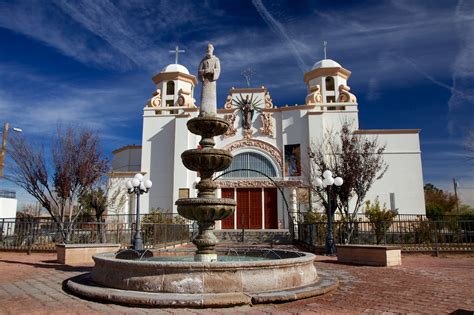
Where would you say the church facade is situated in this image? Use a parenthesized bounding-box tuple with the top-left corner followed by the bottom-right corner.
(110, 58, 425, 229)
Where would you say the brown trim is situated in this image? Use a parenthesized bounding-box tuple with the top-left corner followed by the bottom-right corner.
(182, 108, 199, 113)
(279, 105, 315, 111)
(304, 67, 351, 84)
(354, 129, 421, 135)
(109, 171, 147, 177)
(229, 87, 267, 94)
(175, 113, 191, 118)
(152, 72, 197, 85)
(112, 145, 142, 155)
(217, 109, 235, 114)
(307, 111, 323, 116)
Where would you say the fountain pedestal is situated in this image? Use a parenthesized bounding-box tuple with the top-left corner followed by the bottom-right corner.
(175, 116, 236, 261)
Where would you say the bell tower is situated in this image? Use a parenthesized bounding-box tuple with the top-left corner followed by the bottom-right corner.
(304, 59, 356, 106)
(146, 63, 197, 115)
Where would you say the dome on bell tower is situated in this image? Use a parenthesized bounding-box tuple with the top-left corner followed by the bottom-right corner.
(311, 59, 342, 70)
(161, 63, 190, 75)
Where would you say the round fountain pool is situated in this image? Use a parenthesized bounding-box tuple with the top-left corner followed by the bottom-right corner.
(66, 248, 338, 307)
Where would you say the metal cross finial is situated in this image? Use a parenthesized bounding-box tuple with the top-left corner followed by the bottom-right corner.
(169, 46, 185, 64)
(323, 41, 327, 59)
(241, 68, 255, 87)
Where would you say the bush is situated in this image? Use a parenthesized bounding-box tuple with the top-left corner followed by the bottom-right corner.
(364, 198, 398, 244)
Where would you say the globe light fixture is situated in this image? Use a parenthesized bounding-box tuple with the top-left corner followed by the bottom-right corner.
(314, 170, 344, 256)
(125, 173, 152, 251)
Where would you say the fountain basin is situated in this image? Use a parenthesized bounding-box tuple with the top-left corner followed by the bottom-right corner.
(90, 249, 317, 294)
(66, 248, 338, 307)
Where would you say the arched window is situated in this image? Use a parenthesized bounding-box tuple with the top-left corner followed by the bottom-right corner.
(325, 76, 335, 91)
(166, 81, 175, 95)
(222, 152, 277, 178)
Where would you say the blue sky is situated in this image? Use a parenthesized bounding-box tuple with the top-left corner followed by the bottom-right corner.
(0, 0, 473, 207)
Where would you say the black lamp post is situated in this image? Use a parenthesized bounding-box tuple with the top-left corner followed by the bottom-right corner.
(315, 170, 343, 256)
(126, 173, 152, 251)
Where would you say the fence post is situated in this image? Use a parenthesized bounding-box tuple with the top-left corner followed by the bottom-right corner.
(434, 221, 439, 257)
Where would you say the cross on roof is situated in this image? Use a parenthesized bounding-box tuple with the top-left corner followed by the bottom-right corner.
(169, 46, 185, 64)
(241, 68, 255, 87)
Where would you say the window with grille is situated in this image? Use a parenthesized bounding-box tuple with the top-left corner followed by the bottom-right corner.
(222, 152, 277, 178)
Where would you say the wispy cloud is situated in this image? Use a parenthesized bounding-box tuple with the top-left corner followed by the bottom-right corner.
(252, 0, 308, 73)
(446, 0, 474, 134)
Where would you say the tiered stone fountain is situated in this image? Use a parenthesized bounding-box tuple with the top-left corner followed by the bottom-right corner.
(65, 44, 338, 308)
(175, 115, 236, 262)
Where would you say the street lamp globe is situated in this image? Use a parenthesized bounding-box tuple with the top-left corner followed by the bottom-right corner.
(334, 177, 343, 186)
(323, 176, 335, 186)
(126, 180, 133, 190)
(144, 179, 153, 189)
(134, 173, 144, 182)
(132, 178, 140, 187)
(323, 170, 333, 179)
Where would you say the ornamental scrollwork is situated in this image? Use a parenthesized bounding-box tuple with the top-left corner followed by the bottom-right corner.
(259, 112, 274, 138)
(146, 89, 162, 108)
(223, 113, 237, 137)
(305, 85, 322, 105)
(224, 139, 283, 170)
(338, 84, 357, 103)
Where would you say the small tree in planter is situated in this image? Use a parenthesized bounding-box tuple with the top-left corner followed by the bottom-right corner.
(364, 198, 398, 245)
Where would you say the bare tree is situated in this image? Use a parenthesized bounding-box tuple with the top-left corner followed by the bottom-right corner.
(308, 121, 388, 242)
(6, 127, 109, 243)
(79, 179, 126, 242)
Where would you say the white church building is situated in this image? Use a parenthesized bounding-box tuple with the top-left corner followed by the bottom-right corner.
(110, 57, 425, 229)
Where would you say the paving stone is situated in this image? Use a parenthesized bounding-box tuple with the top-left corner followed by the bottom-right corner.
(0, 250, 474, 313)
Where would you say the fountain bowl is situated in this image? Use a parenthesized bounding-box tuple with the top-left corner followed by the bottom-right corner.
(65, 248, 338, 307)
(176, 197, 235, 221)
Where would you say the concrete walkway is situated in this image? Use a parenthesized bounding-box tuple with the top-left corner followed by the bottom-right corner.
(0, 248, 473, 314)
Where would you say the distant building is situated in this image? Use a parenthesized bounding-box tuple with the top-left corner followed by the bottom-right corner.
(110, 57, 425, 228)
(0, 189, 17, 233)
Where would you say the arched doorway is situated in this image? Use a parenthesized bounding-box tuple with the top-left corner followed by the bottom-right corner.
(219, 152, 279, 229)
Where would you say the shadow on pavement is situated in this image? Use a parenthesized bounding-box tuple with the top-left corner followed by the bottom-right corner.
(0, 259, 92, 272)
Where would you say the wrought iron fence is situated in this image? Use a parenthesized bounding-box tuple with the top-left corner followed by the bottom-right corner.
(0, 217, 193, 251)
(296, 219, 474, 253)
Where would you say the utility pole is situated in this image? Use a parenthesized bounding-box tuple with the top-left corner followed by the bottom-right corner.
(453, 178, 459, 213)
(0, 122, 9, 178)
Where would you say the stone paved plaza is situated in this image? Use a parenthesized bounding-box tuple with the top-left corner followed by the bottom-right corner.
(0, 248, 473, 314)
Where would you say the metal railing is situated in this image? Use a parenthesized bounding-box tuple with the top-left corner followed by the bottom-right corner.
(0, 217, 193, 251)
(290, 211, 472, 223)
(296, 219, 474, 253)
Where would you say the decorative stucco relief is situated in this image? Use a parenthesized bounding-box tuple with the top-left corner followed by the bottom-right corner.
(224, 95, 233, 109)
(305, 85, 322, 105)
(264, 91, 274, 108)
(223, 113, 237, 137)
(243, 128, 253, 139)
(338, 84, 357, 103)
(177, 89, 196, 107)
(146, 89, 162, 107)
(216, 179, 304, 188)
(224, 139, 283, 170)
(259, 112, 274, 138)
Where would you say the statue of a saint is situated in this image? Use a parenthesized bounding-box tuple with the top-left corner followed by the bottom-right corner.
(198, 44, 221, 116)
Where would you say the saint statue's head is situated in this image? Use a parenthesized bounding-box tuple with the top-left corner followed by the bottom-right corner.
(207, 43, 214, 57)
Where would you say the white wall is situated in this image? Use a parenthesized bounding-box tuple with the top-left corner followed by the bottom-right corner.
(0, 197, 17, 218)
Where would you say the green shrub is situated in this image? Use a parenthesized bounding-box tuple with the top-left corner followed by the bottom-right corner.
(364, 198, 398, 244)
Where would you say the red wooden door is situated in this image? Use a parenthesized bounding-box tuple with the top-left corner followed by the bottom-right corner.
(264, 188, 278, 229)
(237, 188, 262, 229)
(221, 188, 234, 229)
